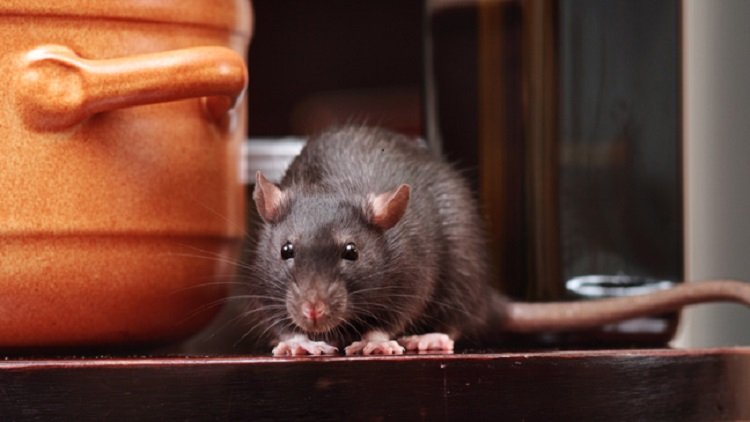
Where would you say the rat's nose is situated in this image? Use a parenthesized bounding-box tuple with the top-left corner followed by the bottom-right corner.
(301, 300, 327, 322)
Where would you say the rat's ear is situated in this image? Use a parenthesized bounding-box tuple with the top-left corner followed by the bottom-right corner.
(368, 184, 411, 230)
(253, 171, 286, 223)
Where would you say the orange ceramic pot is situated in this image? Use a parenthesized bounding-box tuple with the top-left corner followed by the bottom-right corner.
(0, 1, 252, 347)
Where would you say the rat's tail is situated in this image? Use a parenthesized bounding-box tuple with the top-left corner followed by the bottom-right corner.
(501, 280, 750, 333)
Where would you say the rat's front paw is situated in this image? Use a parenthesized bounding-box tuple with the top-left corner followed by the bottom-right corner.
(344, 339, 405, 356)
(398, 333, 455, 352)
(272, 335, 338, 356)
(344, 330, 405, 355)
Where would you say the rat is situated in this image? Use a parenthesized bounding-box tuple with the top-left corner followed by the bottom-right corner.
(243, 125, 750, 356)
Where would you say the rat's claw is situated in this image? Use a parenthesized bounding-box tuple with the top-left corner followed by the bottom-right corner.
(272, 335, 338, 356)
(398, 333, 455, 352)
(272, 342, 289, 356)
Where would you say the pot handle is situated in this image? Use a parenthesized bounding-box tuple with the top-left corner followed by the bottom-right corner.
(15, 45, 248, 131)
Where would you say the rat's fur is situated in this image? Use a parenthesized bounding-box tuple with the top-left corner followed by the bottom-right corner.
(244, 126, 502, 349)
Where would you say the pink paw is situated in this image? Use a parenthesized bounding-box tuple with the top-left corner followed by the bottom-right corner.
(272, 335, 338, 356)
(398, 333, 455, 352)
(344, 339, 405, 356)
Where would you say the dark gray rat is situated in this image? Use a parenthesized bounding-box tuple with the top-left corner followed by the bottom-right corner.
(245, 125, 750, 356)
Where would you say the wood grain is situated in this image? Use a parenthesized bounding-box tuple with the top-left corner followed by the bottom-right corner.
(1, 348, 748, 421)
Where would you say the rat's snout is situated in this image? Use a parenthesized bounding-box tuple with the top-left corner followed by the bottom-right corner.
(287, 279, 347, 333)
(301, 298, 328, 323)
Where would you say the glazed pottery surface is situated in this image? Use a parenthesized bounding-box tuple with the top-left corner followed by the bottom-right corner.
(0, 0, 251, 347)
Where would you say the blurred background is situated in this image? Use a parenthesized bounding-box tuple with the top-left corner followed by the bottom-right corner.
(247, 0, 423, 138)
(245, 0, 750, 347)
(673, 0, 750, 348)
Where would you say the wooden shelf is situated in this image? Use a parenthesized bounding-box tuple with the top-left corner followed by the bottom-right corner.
(2, 347, 748, 420)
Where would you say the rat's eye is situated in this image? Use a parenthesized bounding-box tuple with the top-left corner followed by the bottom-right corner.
(280, 241, 295, 260)
(342, 243, 359, 261)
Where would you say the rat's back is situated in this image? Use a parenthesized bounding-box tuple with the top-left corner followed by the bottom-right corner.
(280, 126, 439, 195)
